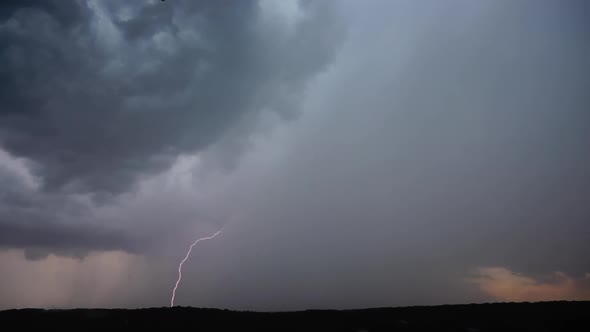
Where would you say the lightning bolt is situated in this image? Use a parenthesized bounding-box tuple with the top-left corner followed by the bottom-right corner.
(170, 228, 223, 307)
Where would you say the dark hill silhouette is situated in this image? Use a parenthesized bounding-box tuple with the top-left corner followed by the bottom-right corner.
(1, 301, 588, 331)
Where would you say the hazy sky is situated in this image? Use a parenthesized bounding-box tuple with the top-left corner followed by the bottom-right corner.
(0, 0, 589, 310)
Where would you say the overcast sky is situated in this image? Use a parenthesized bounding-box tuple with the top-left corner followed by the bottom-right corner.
(0, 0, 589, 310)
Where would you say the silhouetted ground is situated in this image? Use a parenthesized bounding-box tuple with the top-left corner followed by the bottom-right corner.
(1, 301, 588, 331)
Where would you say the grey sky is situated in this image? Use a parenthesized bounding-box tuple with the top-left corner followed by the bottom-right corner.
(0, 0, 588, 309)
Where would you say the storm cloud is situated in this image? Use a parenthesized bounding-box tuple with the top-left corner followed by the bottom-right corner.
(0, 0, 588, 310)
(0, 0, 343, 253)
(0, 0, 342, 194)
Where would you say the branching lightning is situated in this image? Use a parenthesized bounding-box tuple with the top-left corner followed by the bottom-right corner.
(170, 228, 223, 307)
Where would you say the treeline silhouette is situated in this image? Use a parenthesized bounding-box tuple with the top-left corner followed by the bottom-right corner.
(1, 301, 588, 331)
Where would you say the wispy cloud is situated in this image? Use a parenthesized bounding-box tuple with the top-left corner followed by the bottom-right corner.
(469, 267, 590, 302)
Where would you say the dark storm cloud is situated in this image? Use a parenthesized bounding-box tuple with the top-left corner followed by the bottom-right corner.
(0, 221, 137, 259)
(0, 161, 139, 257)
(0, 0, 343, 254)
(0, 0, 342, 194)
(0, 0, 89, 26)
